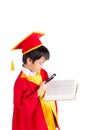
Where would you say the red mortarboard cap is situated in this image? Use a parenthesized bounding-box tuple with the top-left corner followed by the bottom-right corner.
(11, 32, 45, 54)
(11, 31, 45, 70)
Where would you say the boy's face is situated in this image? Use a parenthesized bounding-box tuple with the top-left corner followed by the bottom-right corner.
(27, 56, 46, 72)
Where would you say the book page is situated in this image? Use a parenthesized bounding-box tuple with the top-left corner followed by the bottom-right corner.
(44, 80, 78, 101)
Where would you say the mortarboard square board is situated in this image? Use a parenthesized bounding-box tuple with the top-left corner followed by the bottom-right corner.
(44, 80, 78, 101)
(11, 32, 45, 54)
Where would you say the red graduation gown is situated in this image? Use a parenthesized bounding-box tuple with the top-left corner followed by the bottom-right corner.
(12, 68, 59, 130)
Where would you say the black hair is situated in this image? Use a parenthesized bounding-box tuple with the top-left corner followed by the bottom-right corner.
(22, 45, 50, 64)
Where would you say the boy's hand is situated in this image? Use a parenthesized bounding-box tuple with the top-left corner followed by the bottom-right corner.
(37, 82, 48, 96)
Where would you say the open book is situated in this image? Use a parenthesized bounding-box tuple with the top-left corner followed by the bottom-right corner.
(44, 80, 78, 101)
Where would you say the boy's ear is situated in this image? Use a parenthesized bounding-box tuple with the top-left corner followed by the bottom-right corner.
(27, 58, 33, 64)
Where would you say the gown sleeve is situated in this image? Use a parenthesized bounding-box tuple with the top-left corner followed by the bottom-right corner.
(13, 77, 39, 115)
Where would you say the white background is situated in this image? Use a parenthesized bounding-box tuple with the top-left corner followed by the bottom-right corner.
(0, 0, 87, 130)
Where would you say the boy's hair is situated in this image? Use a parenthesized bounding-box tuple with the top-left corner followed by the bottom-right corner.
(22, 46, 50, 64)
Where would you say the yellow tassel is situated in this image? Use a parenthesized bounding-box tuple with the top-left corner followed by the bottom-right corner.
(11, 61, 15, 71)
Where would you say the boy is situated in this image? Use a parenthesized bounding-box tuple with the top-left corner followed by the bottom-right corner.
(11, 32, 60, 130)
